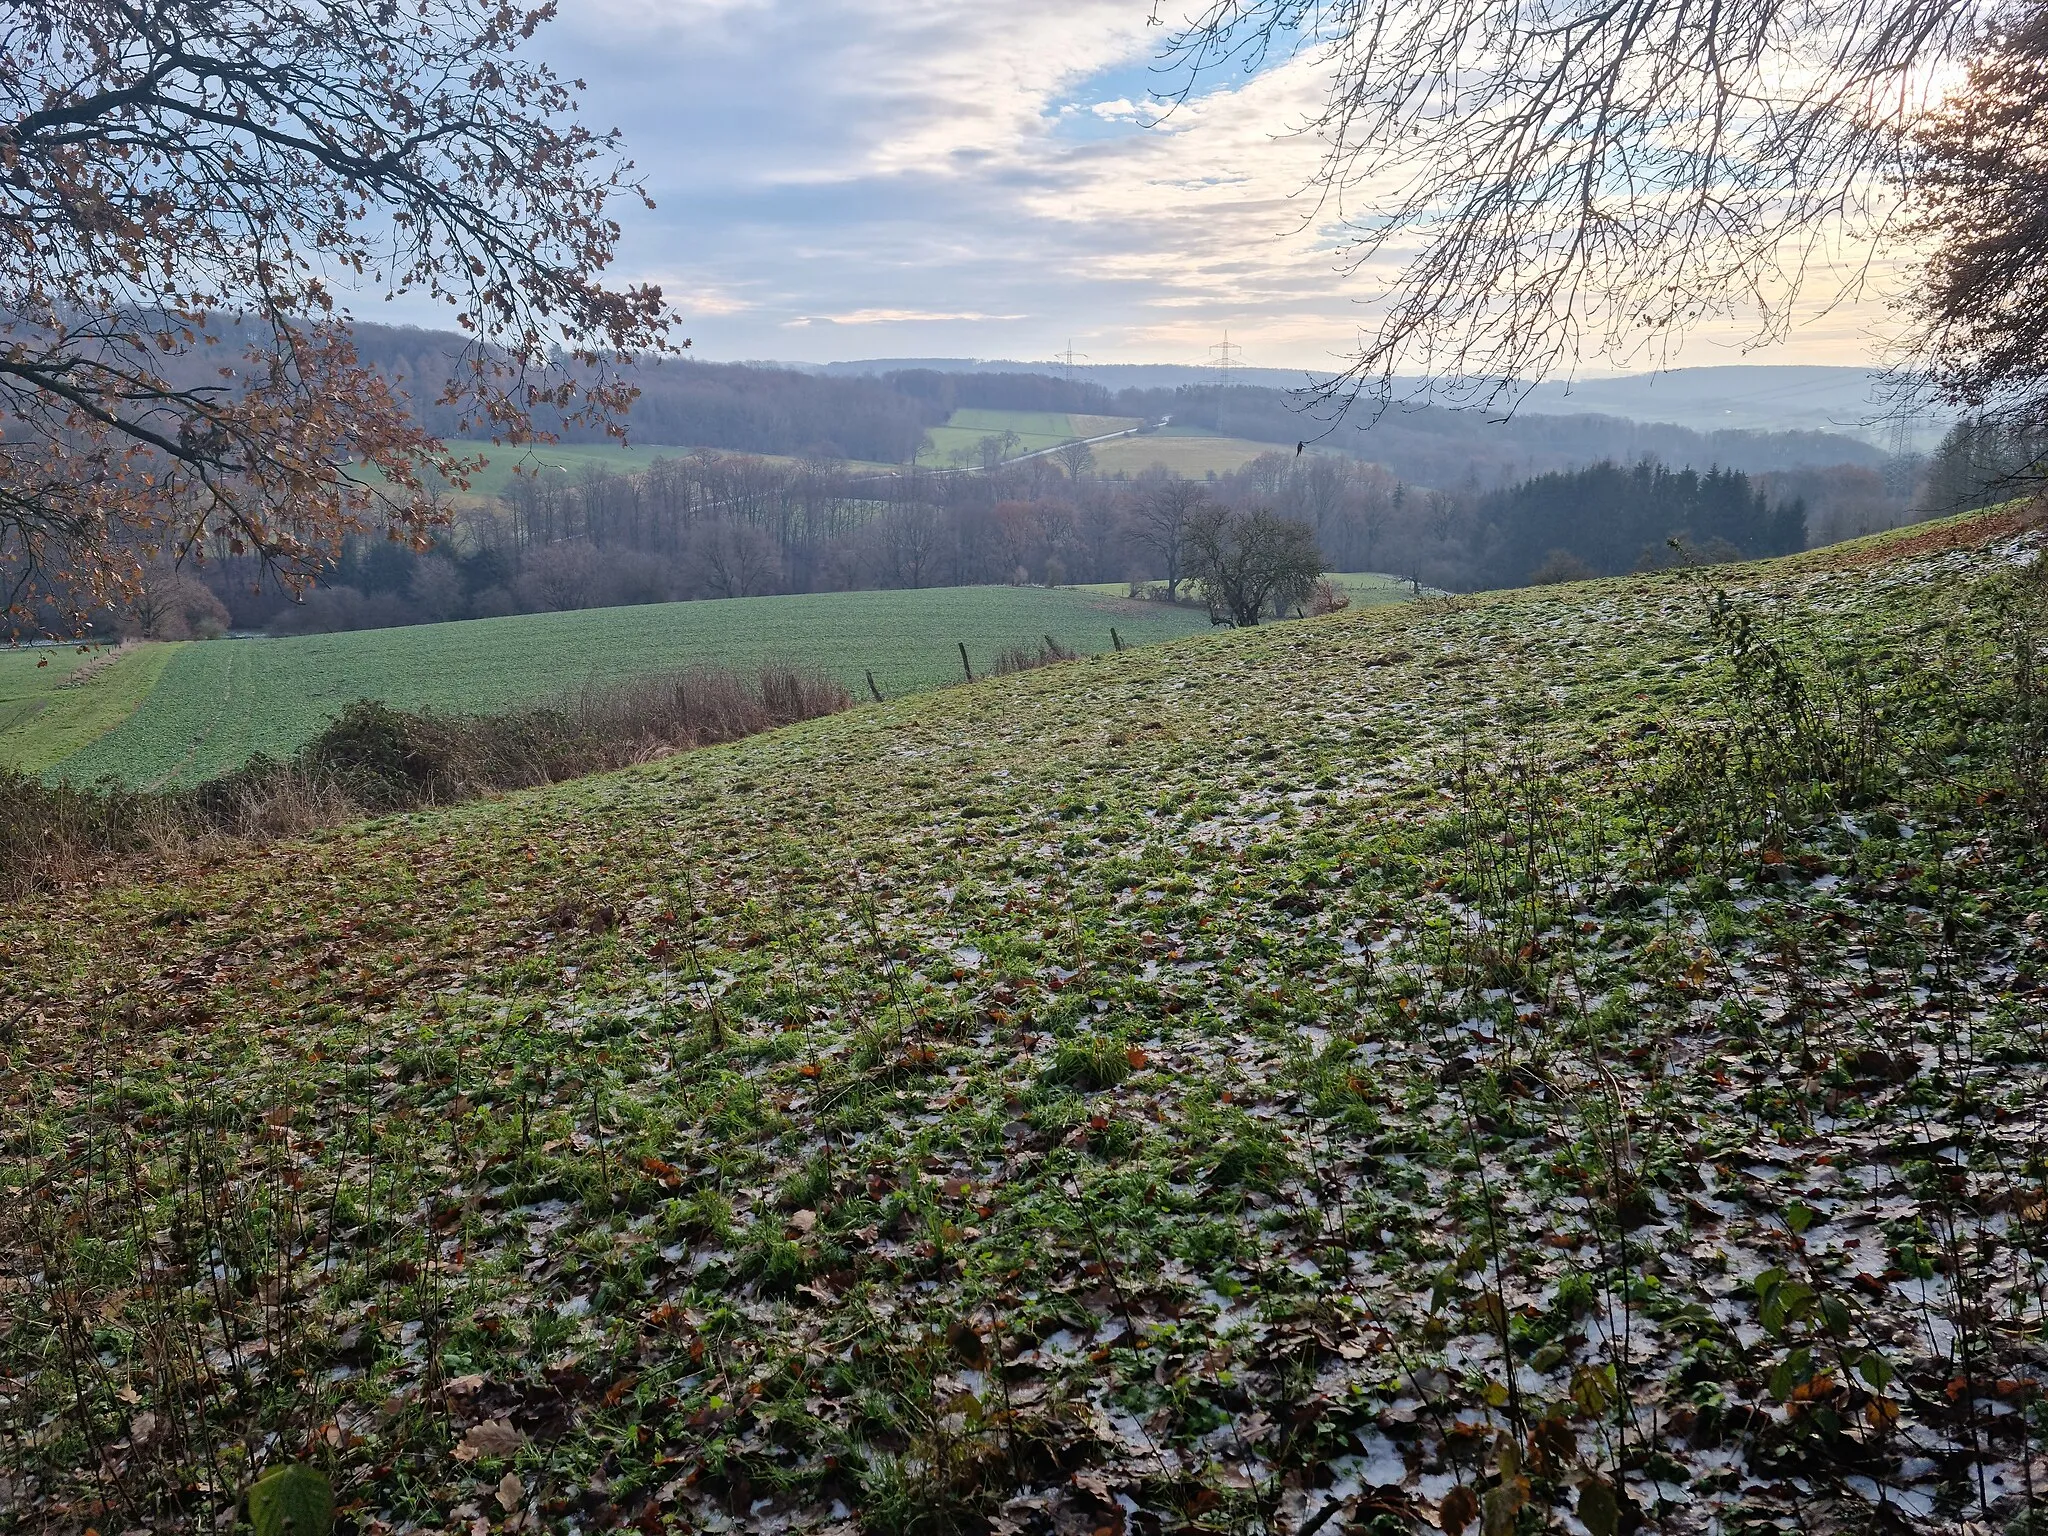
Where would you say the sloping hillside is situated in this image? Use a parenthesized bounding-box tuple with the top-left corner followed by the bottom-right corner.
(11, 586, 1212, 787)
(4, 510, 2045, 1535)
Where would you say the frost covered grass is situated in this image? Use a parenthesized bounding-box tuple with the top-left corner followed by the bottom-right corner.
(3, 510, 2047, 1535)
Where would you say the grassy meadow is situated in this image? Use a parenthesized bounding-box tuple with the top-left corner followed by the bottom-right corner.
(921, 408, 1142, 466)
(411, 409, 1256, 491)
(425, 408, 1148, 489)
(1325, 571, 1420, 606)
(1077, 572, 1418, 608)
(0, 641, 181, 773)
(31, 585, 1214, 788)
(5, 507, 2047, 1533)
(446, 443, 693, 497)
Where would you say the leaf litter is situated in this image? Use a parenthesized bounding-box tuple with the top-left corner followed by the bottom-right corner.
(2, 513, 2047, 1533)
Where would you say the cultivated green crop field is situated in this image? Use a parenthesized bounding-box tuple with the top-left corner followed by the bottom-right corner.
(37, 585, 1214, 787)
(0, 641, 181, 773)
(445, 442, 692, 496)
(922, 407, 1140, 467)
(9, 510, 2048, 1534)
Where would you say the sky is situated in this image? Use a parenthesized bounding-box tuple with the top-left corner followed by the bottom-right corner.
(464, 0, 1904, 376)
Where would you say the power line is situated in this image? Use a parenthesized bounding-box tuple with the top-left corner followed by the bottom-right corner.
(1208, 331, 1246, 437)
(1208, 330, 1243, 391)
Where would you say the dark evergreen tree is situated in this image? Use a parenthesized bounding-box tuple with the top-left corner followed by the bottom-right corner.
(1470, 460, 1805, 583)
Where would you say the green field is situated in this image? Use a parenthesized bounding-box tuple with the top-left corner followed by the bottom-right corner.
(444, 442, 692, 496)
(439, 442, 893, 496)
(1326, 570, 1418, 605)
(9, 510, 2047, 1531)
(0, 642, 182, 773)
(920, 407, 1141, 467)
(426, 414, 1240, 488)
(38, 585, 1215, 787)
(437, 412, 1155, 487)
(416, 414, 1267, 491)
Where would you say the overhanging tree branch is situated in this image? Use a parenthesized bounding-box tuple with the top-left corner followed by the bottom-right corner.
(0, 0, 674, 627)
(1166, 0, 1994, 411)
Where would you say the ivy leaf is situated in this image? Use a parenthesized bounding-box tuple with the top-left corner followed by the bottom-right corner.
(248, 1465, 333, 1536)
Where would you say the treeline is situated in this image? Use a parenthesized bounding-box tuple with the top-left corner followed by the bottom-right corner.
(157, 445, 1838, 637)
(1917, 414, 2048, 516)
(1471, 461, 1807, 582)
(1145, 384, 1892, 487)
(1217, 454, 1808, 591)
(197, 451, 1151, 632)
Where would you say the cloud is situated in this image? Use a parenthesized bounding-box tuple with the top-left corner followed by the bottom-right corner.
(1087, 97, 1170, 123)
(482, 0, 1894, 371)
(786, 309, 1030, 326)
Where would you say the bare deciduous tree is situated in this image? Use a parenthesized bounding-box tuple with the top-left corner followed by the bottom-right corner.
(975, 431, 1021, 472)
(1167, 0, 1986, 406)
(688, 520, 783, 600)
(872, 503, 944, 589)
(1185, 506, 1325, 626)
(1909, 7, 2048, 442)
(1129, 479, 1208, 600)
(407, 556, 469, 624)
(126, 561, 229, 639)
(1053, 438, 1095, 482)
(514, 543, 601, 613)
(0, 0, 672, 623)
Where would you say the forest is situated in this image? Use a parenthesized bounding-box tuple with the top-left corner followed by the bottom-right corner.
(59, 337, 1925, 638)
(137, 445, 1841, 638)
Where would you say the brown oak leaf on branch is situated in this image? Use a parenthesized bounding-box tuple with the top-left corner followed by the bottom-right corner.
(0, 0, 674, 629)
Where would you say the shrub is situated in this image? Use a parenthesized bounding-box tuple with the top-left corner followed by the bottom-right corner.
(1529, 549, 1597, 585)
(1306, 578, 1352, 614)
(1, 662, 850, 897)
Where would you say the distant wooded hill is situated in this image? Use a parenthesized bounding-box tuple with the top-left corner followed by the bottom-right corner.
(1138, 387, 1888, 487)
(346, 323, 1891, 490)
(818, 359, 1946, 448)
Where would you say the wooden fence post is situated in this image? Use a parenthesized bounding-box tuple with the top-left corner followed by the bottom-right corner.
(958, 642, 975, 683)
(866, 670, 883, 703)
(1110, 627, 1124, 652)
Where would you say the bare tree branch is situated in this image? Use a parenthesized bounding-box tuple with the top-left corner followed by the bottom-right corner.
(0, 0, 675, 627)
(1166, 0, 1992, 411)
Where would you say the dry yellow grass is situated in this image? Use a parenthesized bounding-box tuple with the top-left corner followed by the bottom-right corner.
(1091, 434, 1292, 477)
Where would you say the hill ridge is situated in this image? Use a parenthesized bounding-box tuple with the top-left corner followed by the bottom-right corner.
(5, 508, 2045, 1535)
